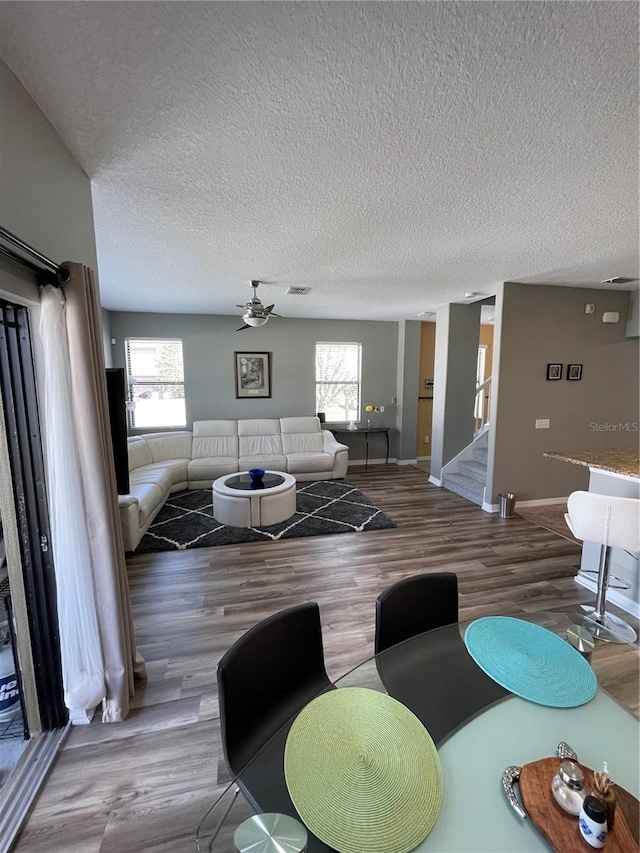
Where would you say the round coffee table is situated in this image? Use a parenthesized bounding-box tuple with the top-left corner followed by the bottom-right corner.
(212, 471, 297, 527)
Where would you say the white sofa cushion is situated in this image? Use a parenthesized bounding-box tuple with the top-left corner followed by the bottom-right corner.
(140, 431, 192, 463)
(130, 462, 184, 490)
(286, 452, 334, 475)
(280, 417, 338, 478)
(238, 419, 286, 470)
(238, 453, 288, 471)
(187, 458, 239, 485)
(131, 483, 165, 526)
(192, 420, 239, 459)
(189, 421, 240, 486)
(280, 416, 324, 454)
(127, 436, 153, 472)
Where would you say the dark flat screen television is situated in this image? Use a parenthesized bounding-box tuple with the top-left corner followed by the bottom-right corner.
(106, 368, 130, 495)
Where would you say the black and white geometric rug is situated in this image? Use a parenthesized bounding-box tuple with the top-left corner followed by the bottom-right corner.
(135, 480, 396, 553)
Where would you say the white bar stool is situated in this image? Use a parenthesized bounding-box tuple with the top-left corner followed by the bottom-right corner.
(565, 491, 640, 643)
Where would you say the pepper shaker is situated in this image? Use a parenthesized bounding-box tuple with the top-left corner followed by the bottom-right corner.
(579, 795, 608, 849)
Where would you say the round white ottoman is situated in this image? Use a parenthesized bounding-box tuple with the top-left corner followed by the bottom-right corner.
(212, 471, 297, 527)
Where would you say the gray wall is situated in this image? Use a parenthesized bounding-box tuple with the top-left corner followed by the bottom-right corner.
(101, 309, 113, 368)
(108, 311, 400, 460)
(430, 302, 481, 479)
(0, 58, 99, 274)
(626, 288, 639, 338)
(487, 282, 638, 502)
(0, 59, 102, 735)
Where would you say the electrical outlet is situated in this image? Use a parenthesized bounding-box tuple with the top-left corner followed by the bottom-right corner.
(423, 436, 430, 444)
(379, 405, 385, 413)
(535, 418, 550, 429)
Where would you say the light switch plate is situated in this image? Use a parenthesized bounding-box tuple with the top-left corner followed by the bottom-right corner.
(535, 418, 550, 429)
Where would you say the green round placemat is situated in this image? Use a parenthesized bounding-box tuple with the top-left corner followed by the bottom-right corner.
(284, 687, 442, 853)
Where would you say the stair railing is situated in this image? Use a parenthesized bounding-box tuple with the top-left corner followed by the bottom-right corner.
(474, 376, 491, 435)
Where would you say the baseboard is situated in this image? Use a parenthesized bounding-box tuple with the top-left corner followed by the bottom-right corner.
(428, 475, 442, 487)
(482, 496, 568, 512)
(416, 455, 431, 461)
(516, 497, 569, 508)
(397, 458, 417, 466)
(574, 575, 640, 619)
(348, 457, 398, 467)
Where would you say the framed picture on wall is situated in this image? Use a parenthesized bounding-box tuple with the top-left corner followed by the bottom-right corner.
(567, 363, 583, 381)
(234, 351, 272, 398)
(546, 363, 562, 380)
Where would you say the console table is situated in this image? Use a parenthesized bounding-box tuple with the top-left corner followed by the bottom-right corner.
(334, 427, 390, 469)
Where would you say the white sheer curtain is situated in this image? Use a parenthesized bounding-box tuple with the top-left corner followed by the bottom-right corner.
(39, 285, 105, 720)
(39, 264, 144, 722)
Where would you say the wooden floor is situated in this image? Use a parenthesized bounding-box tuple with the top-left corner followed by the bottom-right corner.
(14, 466, 639, 852)
(516, 502, 580, 544)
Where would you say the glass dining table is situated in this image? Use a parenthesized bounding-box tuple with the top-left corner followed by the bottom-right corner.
(196, 611, 639, 852)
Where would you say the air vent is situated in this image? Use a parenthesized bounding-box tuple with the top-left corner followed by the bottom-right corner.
(601, 276, 638, 285)
(286, 286, 311, 295)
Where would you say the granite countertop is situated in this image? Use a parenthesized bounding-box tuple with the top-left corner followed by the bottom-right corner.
(544, 449, 640, 479)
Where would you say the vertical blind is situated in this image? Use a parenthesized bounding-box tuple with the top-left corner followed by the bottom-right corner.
(315, 342, 362, 422)
(124, 338, 186, 428)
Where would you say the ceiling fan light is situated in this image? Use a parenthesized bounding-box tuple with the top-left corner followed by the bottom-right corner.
(244, 314, 268, 327)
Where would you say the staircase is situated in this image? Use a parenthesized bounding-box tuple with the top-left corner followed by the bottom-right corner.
(441, 432, 488, 507)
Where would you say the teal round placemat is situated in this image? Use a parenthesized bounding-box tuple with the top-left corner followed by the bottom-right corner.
(284, 687, 442, 853)
(464, 617, 597, 708)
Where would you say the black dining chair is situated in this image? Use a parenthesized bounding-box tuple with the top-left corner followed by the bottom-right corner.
(374, 571, 508, 745)
(374, 571, 459, 654)
(217, 602, 333, 781)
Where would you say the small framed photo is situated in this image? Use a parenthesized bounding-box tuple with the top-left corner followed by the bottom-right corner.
(567, 363, 583, 381)
(234, 351, 272, 398)
(546, 363, 562, 380)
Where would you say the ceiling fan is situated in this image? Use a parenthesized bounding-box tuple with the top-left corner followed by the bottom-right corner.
(236, 280, 282, 331)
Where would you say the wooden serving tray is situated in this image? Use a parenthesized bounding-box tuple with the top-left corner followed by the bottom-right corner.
(519, 757, 639, 853)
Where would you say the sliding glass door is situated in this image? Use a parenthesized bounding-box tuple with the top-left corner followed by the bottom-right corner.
(0, 295, 67, 849)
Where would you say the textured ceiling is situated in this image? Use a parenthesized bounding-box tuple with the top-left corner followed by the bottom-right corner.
(0, 2, 638, 320)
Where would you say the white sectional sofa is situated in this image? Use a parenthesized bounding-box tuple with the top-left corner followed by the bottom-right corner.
(118, 417, 348, 551)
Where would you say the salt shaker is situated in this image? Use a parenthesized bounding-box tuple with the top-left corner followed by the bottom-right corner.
(551, 760, 585, 815)
(579, 795, 608, 849)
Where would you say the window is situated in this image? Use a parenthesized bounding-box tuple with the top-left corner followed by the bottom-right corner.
(125, 338, 186, 428)
(476, 345, 487, 387)
(475, 345, 488, 420)
(315, 342, 361, 422)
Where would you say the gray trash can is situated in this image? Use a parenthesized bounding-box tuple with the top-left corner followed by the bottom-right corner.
(498, 493, 516, 518)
